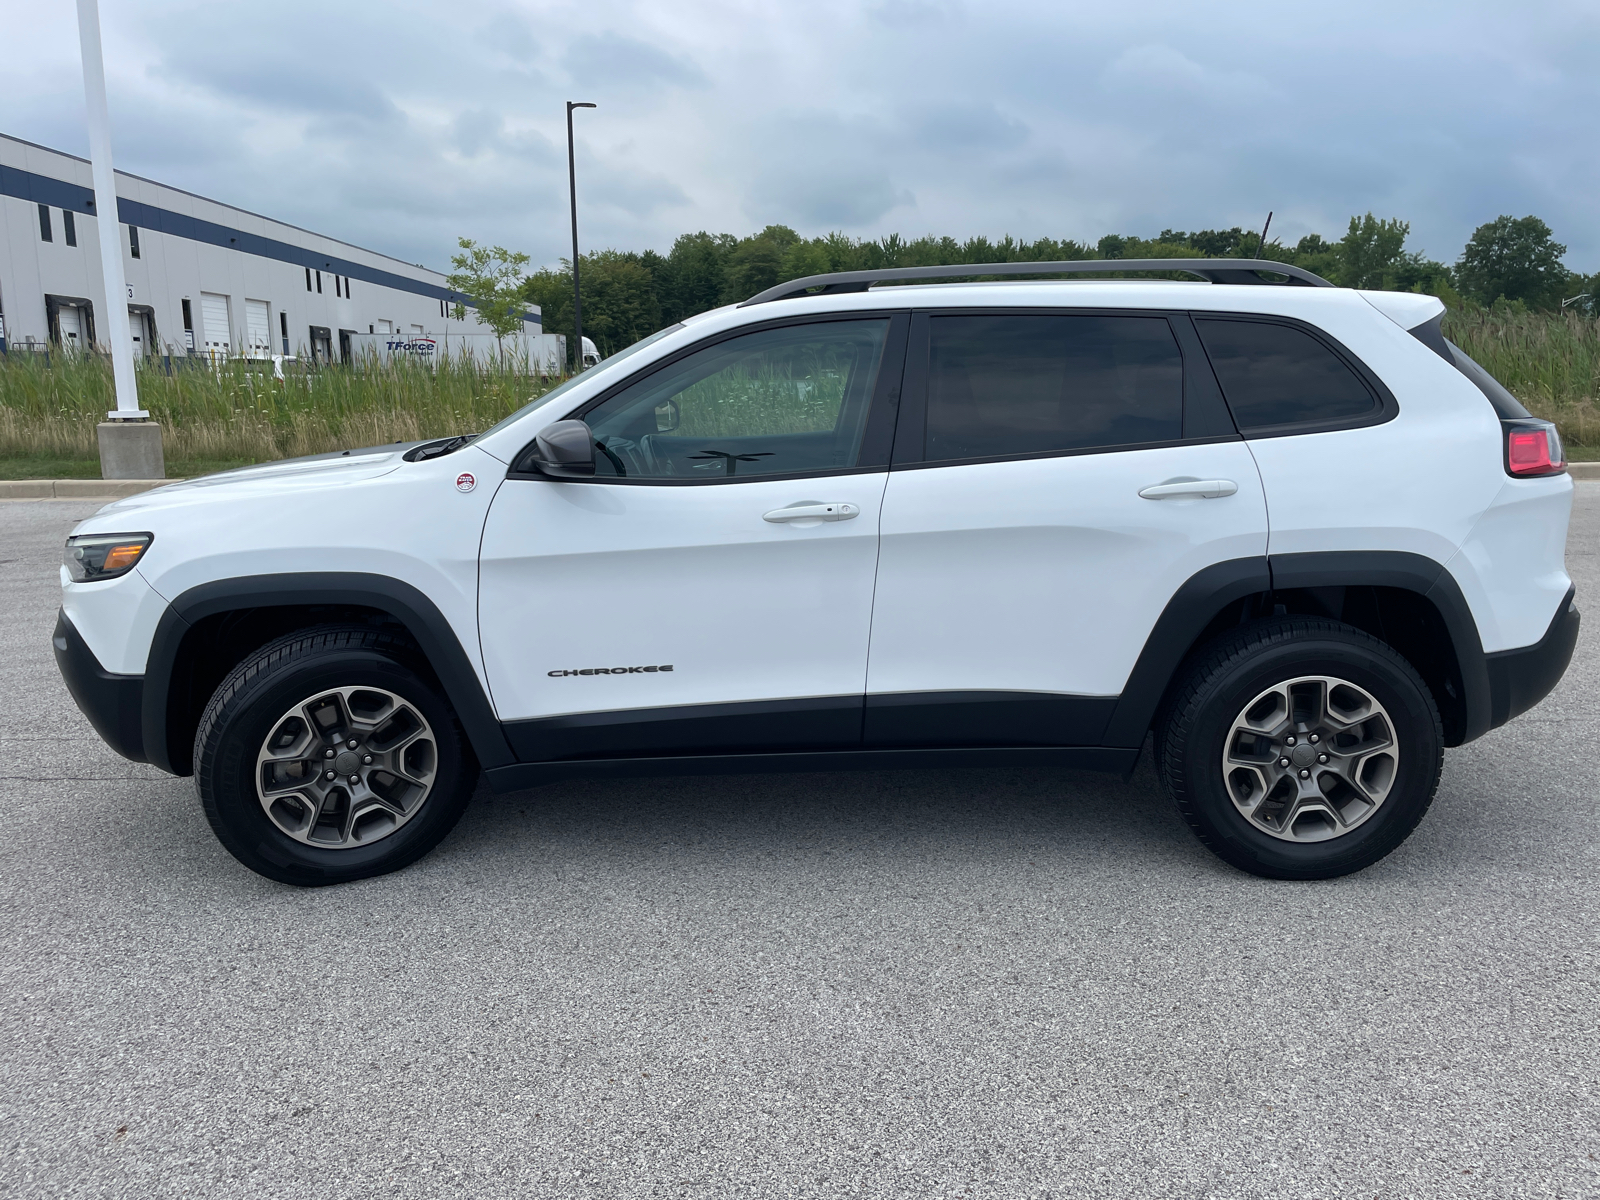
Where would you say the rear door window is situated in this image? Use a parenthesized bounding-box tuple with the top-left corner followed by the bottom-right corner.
(922, 314, 1183, 461)
(1195, 317, 1376, 431)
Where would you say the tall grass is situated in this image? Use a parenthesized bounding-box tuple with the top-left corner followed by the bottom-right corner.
(1443, 310, 1600, 445)
(2, 309, 1596, 476)
(0, 350, 557, 469)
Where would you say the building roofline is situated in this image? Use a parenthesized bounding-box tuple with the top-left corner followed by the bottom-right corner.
(1, 130, 442, 280)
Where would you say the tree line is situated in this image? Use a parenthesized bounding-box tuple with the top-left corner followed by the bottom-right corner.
(496, 214, 1595, 358)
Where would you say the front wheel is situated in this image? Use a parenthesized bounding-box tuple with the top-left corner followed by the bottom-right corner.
(194, 625, 477, 886)
(1158, 618, 1443, 880)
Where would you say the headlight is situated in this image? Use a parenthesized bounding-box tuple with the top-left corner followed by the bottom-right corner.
(64, 533, 153, 582)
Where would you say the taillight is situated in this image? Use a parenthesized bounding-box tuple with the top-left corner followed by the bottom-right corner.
(1503, 418, 1566, 478)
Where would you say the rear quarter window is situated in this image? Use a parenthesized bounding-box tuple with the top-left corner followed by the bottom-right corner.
(1195, 317, 1378, 433)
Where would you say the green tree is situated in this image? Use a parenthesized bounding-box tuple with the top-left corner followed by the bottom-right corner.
(445, 238, 531, 352)
(1456, 215, 1570, 309)
(659, 232, 736, 323)
(520, 251, 664, 358)
(1388, 251, 1459, 304)
(521, 265, 572, 351)
(1097, 234, 1129, 259)
(1336, 214, 1409, 289)
(721, 225, 802, 303)
(780, 240, 832, 282)
(579, 251, 661, 355)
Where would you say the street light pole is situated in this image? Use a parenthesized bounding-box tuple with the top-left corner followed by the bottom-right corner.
(76, 0, 163, 480)
(76, 0, 142, 419)
(566, 101, 595, 373)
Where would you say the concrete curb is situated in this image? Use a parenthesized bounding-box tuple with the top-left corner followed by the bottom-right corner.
(0, 479, 179, 500)
(1570, 461, 1600, 482)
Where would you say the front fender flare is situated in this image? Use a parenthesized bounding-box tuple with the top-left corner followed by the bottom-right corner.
(143, 573, 513, 775)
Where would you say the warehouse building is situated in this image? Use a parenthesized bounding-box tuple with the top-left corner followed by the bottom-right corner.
(0, 132, 538, 362)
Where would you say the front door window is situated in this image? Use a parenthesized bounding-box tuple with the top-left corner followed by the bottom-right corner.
(579, 319, 890, 480)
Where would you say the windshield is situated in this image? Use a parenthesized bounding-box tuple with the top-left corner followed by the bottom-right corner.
(477, 323, 687, 440)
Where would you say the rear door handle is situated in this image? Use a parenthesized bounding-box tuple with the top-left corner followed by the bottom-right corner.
(763, 502, 860, 523)
(1138, 478, 1238, 500)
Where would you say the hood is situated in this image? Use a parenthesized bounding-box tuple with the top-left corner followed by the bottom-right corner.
(88, 441, 422, 518)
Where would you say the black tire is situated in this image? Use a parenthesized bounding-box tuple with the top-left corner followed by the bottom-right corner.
(194, 625, 477, 886)
(1158, 617, 1443, 880)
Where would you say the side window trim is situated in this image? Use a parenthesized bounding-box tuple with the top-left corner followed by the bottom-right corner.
(855, 313, 912, 468)
(1191, 311, 1398, 439)
(1171, 313, 1240, 440)
(890, 313, 931, 466)
(890, 306, 1221, 471)
(506, 311, 912, 486)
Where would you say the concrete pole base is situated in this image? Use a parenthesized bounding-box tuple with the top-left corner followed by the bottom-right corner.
(97, 421, 166, 480)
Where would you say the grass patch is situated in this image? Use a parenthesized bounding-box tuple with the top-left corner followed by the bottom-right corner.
(0, 454, 256, 479)
(1444, 309, 1600, 446)
(1, 309, 1594, 479)
(0, 350, 558, 477)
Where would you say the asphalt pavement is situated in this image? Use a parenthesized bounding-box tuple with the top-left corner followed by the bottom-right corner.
(1, 490, 1596, 1200)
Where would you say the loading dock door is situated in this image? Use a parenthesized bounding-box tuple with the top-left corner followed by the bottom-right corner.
(57, 304, 84, 348)
(129, 309, 150, 356)
(200, 292, 231, 359)
(309, 325, 333, 363)
(245, 300, 271, 358)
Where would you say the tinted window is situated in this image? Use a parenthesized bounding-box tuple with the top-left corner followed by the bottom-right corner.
(581, 319, 888, 479)
(1196, 318, 1375, 430)
(924, 315, 1182, 461)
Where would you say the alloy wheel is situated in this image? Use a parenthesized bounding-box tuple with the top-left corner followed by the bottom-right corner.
(1220, 675, 1400, 843)
(254, 685, 438, 848)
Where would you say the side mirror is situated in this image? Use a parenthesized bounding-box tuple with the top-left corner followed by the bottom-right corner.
(528, 419, 596, 478)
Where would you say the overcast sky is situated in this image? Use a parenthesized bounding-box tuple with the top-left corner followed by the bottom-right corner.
(4, 0, 1597, 275)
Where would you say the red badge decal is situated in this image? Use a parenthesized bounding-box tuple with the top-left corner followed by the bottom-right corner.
(455, 472, 476, 493)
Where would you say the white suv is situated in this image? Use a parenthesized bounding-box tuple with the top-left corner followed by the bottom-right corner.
(54, 259, 1578, 886)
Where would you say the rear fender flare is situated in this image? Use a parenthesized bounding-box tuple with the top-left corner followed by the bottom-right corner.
(1103, 552, 1490, 748)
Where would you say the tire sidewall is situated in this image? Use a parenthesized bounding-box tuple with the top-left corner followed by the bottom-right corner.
(199, 645, 472, 885)
(1178, 634, 1441, 879)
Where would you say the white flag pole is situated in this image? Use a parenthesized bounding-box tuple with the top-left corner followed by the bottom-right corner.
(75, 0, 146, 420)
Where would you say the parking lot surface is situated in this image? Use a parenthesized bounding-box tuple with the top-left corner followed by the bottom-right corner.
(1, 490, 1596, 1200)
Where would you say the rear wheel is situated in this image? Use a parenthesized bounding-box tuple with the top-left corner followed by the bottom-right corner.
(194, 625, 476, 885)
(1159, 618, 1443, 880)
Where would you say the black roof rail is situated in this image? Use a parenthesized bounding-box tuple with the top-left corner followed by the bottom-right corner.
(739, 257, 1335, 306)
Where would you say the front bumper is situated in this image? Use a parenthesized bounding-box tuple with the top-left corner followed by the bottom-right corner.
(53, 610, 147, 762)
(1486, 588, 1579, 729)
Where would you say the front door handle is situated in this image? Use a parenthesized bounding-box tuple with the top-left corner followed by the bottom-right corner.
(1138, 478, 1238, 500)
(763, 502, 860, 523)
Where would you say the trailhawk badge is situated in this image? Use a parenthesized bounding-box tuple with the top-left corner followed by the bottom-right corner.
(455, 472, 476, 493)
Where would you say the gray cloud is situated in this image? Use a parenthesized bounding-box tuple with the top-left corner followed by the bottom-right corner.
(564, 32, 707, 91)
(1, 0, 1595, 273)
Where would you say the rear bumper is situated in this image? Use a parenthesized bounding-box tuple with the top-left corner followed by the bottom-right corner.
(53, 610, 148, 762)
(1486, 588, 1579, 729)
